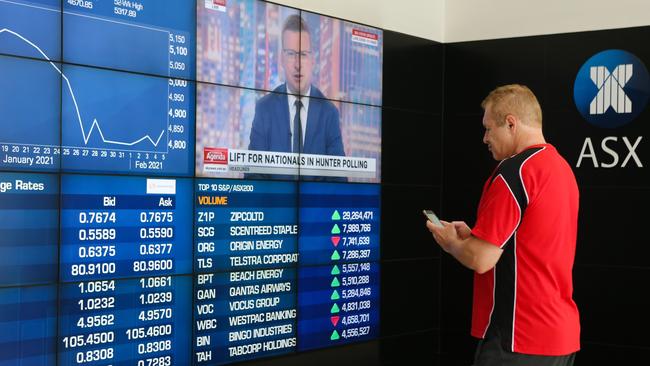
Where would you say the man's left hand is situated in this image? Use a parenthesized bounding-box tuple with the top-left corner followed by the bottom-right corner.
(427, 220, 460, 253)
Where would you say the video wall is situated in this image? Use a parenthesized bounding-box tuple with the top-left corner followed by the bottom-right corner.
(0, 0, 382, 365)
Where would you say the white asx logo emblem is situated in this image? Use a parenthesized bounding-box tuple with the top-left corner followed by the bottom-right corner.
(590, 64, 633, 114)
(574, 49, 649, 128)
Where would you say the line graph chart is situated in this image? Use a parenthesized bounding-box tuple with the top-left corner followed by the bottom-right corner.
(0, 0, 194, 175)
(63, 0, 194, 79)
(0, 28, 193, 175)
(2, 27, 167, 149)
(0, 0, 61, 172)
(61, 64, 170, 153)
(0, 0, 60, 61)
(0, 54, 60, 172)
(59, 64, 194, 176)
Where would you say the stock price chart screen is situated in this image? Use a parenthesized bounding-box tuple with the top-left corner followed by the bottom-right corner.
(0, 0, 195, 176)
(0, 1, 382, 365)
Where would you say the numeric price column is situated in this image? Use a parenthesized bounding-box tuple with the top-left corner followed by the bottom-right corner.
(297, 182, 380, 351)
(59, 175, 193, 365)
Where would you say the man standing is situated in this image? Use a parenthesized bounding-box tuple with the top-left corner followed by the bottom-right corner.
(428, 85, 580, 365)
(248, 14, 345, 158)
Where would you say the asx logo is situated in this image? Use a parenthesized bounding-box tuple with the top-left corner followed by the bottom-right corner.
(574, 49, 650, 127)
(573, 50, 650, 168)
(588, 64, 632, 115)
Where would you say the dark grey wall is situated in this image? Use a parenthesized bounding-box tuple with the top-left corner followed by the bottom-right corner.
(379, 29, 444, 366)
(442, 27, 650, 365)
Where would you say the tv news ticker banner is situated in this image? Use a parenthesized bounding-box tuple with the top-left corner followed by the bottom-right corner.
(203, 148, 376, 179)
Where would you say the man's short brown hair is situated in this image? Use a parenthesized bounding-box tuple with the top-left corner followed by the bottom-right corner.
(282, 14, 310, 37)
(481, 84, 542, 127)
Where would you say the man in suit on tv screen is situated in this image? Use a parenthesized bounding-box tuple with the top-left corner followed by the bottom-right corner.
(248, 14, 346, 175)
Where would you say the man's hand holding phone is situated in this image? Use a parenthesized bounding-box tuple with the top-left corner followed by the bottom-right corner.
(423, 210, 473, 254)
(450, 221, 471, 240)
(422, 209, 443, 227)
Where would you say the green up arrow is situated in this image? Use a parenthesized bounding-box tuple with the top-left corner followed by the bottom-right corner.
(331, 290, 340, 300)
(330, 250, 341, 260)
(330, 330, 340, 341)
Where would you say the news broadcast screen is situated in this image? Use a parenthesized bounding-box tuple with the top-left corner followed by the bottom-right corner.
(197, 0, 382, 105)
(196, 1, 382, 182)
(196, 84, 381, 182)
(197, 0, 298, 92)
(300, 10, 383, 106)
(0, 1, 382, 365)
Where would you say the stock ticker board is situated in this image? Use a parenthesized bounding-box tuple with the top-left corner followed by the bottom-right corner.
(0, 1, 382, 365)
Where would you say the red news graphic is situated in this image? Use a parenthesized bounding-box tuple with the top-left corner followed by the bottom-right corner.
(204, 148, 228, 172)
(352, 29, 379, 46)
(206, 0, 226, 12)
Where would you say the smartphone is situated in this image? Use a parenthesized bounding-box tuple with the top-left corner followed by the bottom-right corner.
(422, 209, 443, 228)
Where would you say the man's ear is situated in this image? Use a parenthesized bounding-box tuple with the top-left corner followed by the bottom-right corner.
(505, 114, 517, 132)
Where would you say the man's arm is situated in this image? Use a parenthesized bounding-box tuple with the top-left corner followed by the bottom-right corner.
(427, 220, 503, 274)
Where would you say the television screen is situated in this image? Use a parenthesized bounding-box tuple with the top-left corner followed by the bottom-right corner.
(196, 3, 382, 182)
(301, 11, 383, 106)
(60, 66, 195, 176)
(193, 268, 298, 364)
(297, 182, 380, 351)
(0, 0, 61, 61)
(58, 174, 194, 365)
(57, 276, 193, 365)
(59, 174, 194, 280)
(0, 55, 61, 171)
(196, 85, 381, 182)
(194, 178, 299, 272)
(0, 285, 57, 365)
(298, 263, 380, 351)
(63, 0, 195, 78)
(196, 0, 298, 91)
(0, 172, 59, 286)
(298, 182, 380, 265)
